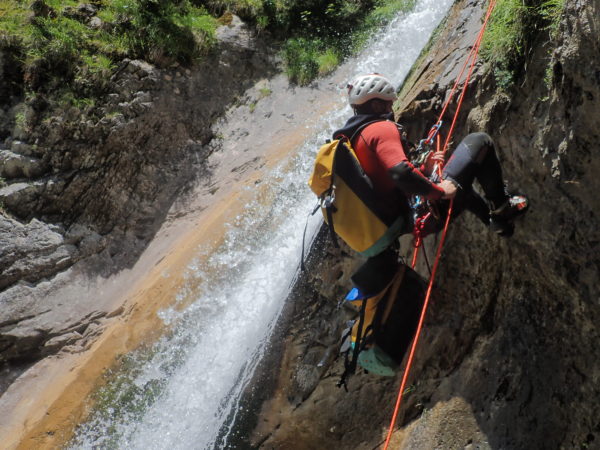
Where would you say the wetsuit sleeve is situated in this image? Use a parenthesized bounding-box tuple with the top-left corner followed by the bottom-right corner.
(362, 122, 444, 200)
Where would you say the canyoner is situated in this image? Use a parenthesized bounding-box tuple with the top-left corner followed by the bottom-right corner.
(307, 53, 530, 387)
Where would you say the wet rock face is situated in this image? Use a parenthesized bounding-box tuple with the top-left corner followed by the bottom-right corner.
(0, 16, 275, 365)
(251, 1, 600, 449)
(244, 232, 408, 450)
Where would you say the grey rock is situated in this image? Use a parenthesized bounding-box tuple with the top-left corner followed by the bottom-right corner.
(78, 3, 97, 15)
(133, 91, 152, 103)
(88, 16, 102, 29)
(216, 15, 254, 50)
(0, 13, 277, 372)
(0, 182, 41, 217)
(0, 216, 80, 291)
(64, 223, 90, 245)
(125, 60, 156, 78)
(0, 150, 47, 179)
(107, 93, 120, 104)
(42, 332, 82, 355)
(10, 140, 34, 156)
(65, 224, 106, 256)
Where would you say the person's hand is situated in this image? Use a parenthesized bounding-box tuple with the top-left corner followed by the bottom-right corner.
(438, 179, 457, 199)
(424, 151, 445, 175)
(428, 151, 445, 163)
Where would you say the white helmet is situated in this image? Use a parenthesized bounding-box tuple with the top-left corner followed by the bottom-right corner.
(347, 73, 397, 106)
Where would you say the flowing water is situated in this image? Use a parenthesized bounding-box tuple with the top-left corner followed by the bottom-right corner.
(70, 0, 453, 448)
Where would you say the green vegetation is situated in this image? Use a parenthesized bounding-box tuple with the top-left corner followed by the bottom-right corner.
(258, 86, 272, 98)
(0, 0, 420, 114)
(197, 0, 417, 84)
(480, 0, 566, 90)
(282, 37, 321, 85)
(539, 0, 565, 39)
(275, 0, 418, 84)
(480, 0, 528, 89)
(0, 0, 218, 105)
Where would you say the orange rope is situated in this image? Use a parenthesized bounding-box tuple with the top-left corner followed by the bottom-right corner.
(442, 0, 497, 155)
(382, 1, 497, 448)
(383, 199, 453, 450)
(436, 0, 498, 152)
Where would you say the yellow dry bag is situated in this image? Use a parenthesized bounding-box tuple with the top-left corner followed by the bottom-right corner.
(308, 137, 406, 257)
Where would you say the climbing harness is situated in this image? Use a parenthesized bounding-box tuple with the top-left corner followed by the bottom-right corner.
(382, 1, 498, 448)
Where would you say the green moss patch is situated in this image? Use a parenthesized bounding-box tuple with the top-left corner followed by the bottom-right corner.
(0, 0, 218, 107)
(480, 0, 566, 90)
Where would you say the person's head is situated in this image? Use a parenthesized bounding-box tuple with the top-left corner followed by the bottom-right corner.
(347, 73, 397, 115)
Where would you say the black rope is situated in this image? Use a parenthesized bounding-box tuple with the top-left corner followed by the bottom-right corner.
(421, 240, 432, 276)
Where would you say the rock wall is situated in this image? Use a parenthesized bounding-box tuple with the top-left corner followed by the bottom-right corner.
(0, 17, 276, 371)
(249, 1, 600, 449)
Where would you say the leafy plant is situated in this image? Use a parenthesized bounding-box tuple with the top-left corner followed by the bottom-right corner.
(14, 111, 27, 130)
(0, 0, 218, 103)
(316, 48, 340, 76)
(280, 0, 419, 85)
(258, 86, 272, 98)
(480, 0, 567, 90)
(480, 0, 528, 77)
(366, 0, 417, 28)
(539, 0, 565, 38)
(282, 37, 320, 85)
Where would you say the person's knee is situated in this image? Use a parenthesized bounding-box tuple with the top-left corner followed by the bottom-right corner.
(462, 132, 494, 163)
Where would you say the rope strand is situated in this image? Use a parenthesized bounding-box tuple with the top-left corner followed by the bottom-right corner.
(382, 2, 497, 447)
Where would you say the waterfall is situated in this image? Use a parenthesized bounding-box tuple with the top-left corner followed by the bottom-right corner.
(70, 0, 454, 448)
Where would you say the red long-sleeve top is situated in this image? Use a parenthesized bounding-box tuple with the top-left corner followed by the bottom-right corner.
(351, 121, 444, 200)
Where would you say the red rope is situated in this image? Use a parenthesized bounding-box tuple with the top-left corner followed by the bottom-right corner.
(382, 1, 497, 448)
(442, 0, 497, 155)
(383, 199, 453, 450)
(435, 0, 498, 151)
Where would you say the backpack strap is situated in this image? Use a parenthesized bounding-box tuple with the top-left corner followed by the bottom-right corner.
(323, 192, 339, 248)
(353, 119, 414, 155)
(321, 139, 342, 249)
(369, 265, 406, 342)
(349, 119, 386, 144)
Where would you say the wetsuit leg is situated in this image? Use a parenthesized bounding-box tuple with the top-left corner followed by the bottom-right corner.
(442, 132, 508, 209)
(426, 188, 489, 234)
(463, 189, 491, 225)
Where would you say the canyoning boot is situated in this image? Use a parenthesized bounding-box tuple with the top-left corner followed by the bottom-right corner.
(489, 194, 529, 237)
(357, 345, 398, 377)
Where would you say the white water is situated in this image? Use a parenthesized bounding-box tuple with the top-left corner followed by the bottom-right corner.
(71, 0, 453, 448)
